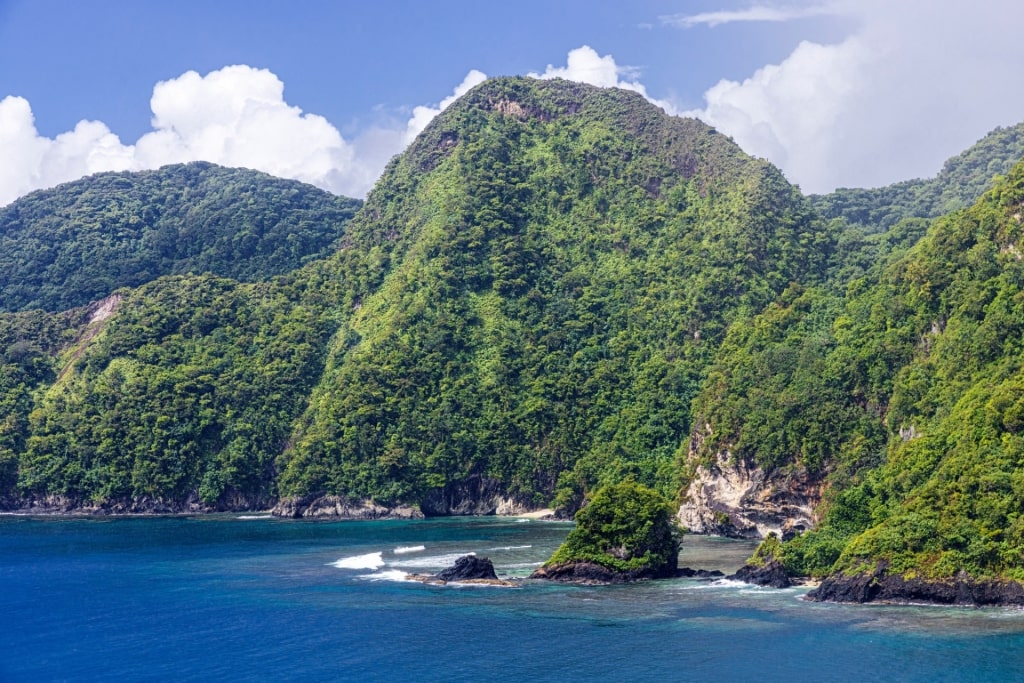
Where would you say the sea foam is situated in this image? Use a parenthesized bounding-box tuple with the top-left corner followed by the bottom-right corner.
(389, 551, 476, 569)
(330, 552, 385, 570)
(393, 545, 426, 554)
(358, 569, 411, 582)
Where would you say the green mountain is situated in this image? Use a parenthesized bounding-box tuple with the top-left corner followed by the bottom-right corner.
(783, 162, 1024, 585)
(811, 122, 1024, 233)
(0, 77, 829, 513)
(0, 162, 360, 312)
(6, 75, 1024, 599)
(275, 78, 829, 513)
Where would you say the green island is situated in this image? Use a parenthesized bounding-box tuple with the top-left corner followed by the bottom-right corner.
(4, 76, 1024, 604)
(531, 481, 681, 583)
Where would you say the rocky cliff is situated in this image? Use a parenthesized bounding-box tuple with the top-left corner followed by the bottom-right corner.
(677, 432, 822, 539)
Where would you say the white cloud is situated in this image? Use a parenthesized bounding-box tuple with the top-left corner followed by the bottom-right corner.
(403, 69, 488, 144)
(678, 0, 1024, 193)
(529, 46, 680, 115)
(135, 65, 362, 194)
(0, 96, 136, 206)
(0, 65, 489, 206)
(661, 3, 841, 28)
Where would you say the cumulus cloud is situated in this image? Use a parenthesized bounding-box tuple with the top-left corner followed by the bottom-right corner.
(0, 96, 136, 206)
(529, 46, 680, 115)
(0, 64, 488, 206)
(403, 69, 488, 144)
(677, 0, 1024, 193)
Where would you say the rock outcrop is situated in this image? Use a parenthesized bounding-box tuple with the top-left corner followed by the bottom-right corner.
(727, 559, 793, 588)
(435, 555, 499, 582)
(678, 439, 821, 539)
(676, 567, 725, 579)
(807, 563, 1024, 605)
(419, 476, 534, 516)
(271, 495, 423, 520)
(3, 493, 270, 515)
(530, 561, 673, 584)
(407, 555, 517, 587)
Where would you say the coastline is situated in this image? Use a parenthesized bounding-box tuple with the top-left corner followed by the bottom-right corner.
(0, 498, 561, 522)
(807, 565, 1024, 607)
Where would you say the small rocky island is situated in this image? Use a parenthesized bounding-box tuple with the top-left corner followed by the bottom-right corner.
(726, 533, 793, 588)
(530, 482, 681, 584)
(407, 555, 517, 587)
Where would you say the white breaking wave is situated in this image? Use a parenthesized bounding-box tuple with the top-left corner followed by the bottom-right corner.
(393, 545, 426, 555)
(236, 515, 272, 520)
(679, 579, 748, 591)
(330, 552, 385, 570)
(487, 545, 532, 551)
(388, 551, 475, 569)
(358, 569, 411, 582)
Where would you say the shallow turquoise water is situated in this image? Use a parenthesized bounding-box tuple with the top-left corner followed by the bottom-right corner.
(2, 515, 1024, 681)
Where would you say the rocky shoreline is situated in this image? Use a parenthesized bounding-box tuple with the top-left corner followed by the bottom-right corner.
(806, 564, 1024, 606)
(529, 560, 665, 584)
(0, 493, 559, 522)
(270, 495, 424, 520)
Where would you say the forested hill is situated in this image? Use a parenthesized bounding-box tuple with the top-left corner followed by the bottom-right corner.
(0, 77, 830, 513)
(275, 77, 830, 513)
(0, 162, 361, 312)
(779, 161, 1024, 585)
(7, 75, 1024, 596)
(810, 122, 1024, 233)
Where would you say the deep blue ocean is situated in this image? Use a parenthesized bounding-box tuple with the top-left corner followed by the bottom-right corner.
(3, 515, 1024, 682)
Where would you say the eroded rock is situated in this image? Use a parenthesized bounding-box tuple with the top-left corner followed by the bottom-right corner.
(271, 495, 423, 520)
(727, 559, 792, 588)
(808, 563, 1024, 606)
(678, 428, 821, 539)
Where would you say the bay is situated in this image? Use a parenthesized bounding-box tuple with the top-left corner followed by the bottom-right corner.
(2, 515, 1024, 682)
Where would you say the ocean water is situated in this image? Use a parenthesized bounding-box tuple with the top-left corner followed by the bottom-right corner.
(3, 516, 1024, 682)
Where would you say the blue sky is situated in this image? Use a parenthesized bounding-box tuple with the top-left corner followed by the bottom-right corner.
(1, 0, 1022, 204)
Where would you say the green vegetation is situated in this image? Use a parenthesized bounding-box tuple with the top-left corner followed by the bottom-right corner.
(545, 481, 681, 574)
(0, 77, 829, 512)
(810, 121, 1024, 233)
(10, 274, 335, 507)
(0, 162, 360, 312)
(778, 162, 1024, 581)
(276, 77, 829, 510)
(4, 75, 1024, 591)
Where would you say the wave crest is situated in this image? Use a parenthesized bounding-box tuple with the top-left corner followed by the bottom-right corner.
(330, 552, 385, 570)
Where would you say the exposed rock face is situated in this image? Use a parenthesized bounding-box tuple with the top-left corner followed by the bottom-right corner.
(808, 563, 1024, 605)
(420, 476, 533, 516)
(2, 494, 268, 515)
(678, 443, 821, 539)
(529, 561, 671, 585)
(435, 555, 499, 582)
(728, 559, 792, 588)
(271, 495, 424, 520)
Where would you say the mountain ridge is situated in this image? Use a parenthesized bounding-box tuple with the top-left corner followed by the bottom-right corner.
(0, 161, 361, 312)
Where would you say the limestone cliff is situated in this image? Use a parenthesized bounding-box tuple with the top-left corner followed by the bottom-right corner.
(678, 434, 822, 539)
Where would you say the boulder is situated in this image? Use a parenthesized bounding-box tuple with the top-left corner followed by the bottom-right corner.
(677, 567, 725, 579)
(728, 558, 792, 588)
(434, 555, 499, 582)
